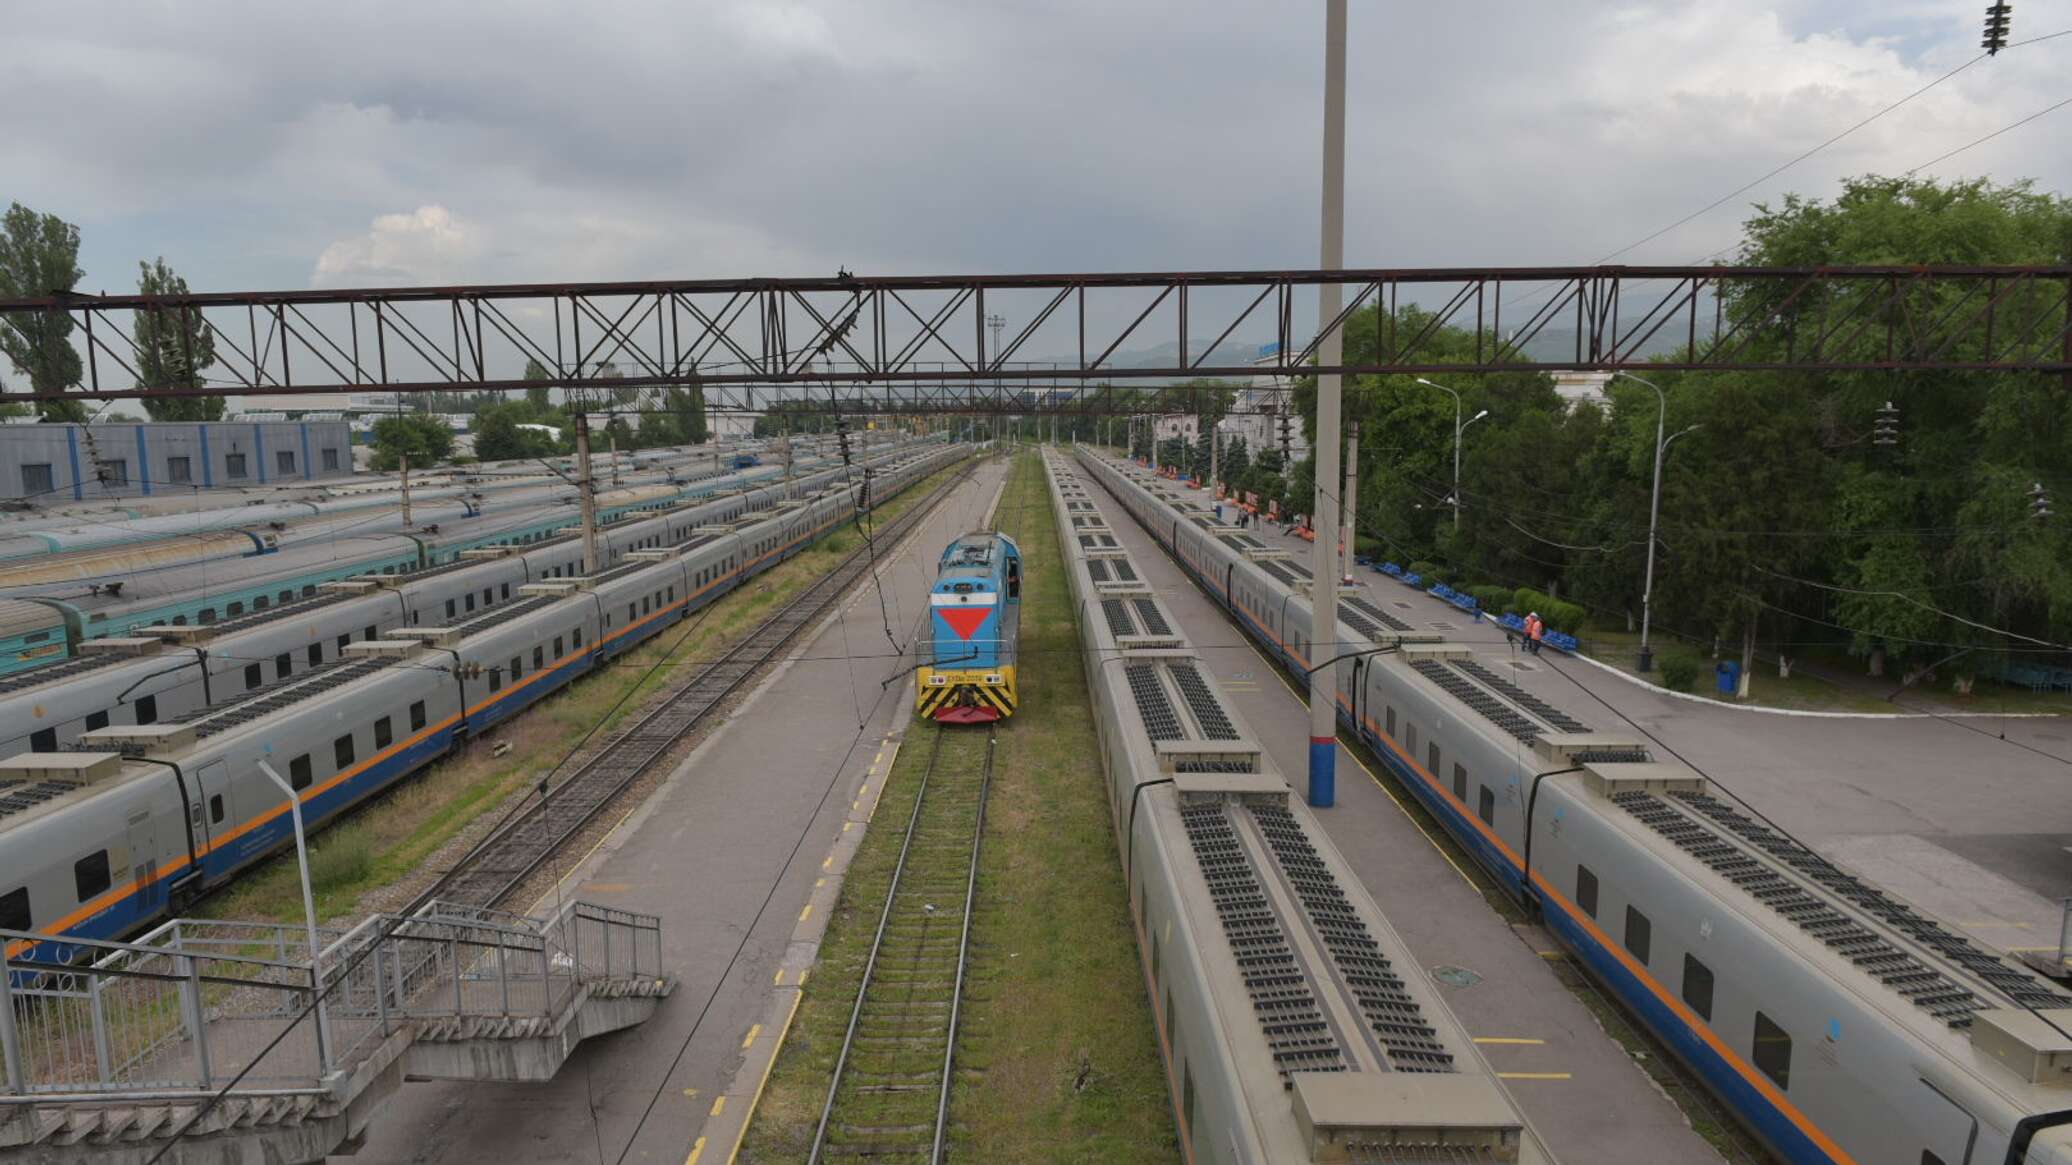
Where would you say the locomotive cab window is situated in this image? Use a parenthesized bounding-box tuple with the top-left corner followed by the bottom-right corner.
(1477, 785, 1495, 825)
(410, 701, 427, 731)
(374, 716, 393, 749)
(290, 754, 312, 791)
(334, 734, 355, 769)
(1452, 763, 1468, 800)
(1576, 865, 1598, 918)
(1753, 1012, 1791, 1089)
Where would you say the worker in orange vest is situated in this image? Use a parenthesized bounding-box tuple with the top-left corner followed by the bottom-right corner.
(1525, 612, 1545, 655)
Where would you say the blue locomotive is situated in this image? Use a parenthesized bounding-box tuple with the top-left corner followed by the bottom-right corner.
(916, 532, 1021, 723)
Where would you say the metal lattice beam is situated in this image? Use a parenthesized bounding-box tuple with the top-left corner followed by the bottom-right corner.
(1, 265, 2066, 412)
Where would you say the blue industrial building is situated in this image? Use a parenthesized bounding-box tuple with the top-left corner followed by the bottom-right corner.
(0, 419, 355, 500)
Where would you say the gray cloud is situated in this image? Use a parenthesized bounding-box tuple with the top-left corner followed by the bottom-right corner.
(1, 0, 2065, 304)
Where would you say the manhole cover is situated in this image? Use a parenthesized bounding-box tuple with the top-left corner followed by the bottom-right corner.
(1430, 622, 1457, 632)
(1432, 965, 1482, 988)
(1394, 601, 1413, 610)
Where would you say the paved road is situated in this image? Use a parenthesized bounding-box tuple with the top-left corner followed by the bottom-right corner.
(1231, 513, 2072, 961)
(1081, 469, 1725, 1165)
(350, 459, 1009, 1165)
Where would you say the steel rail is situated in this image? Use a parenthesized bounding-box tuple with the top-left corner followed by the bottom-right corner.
(807, 726, 997, 1165)
(405, 457, 975, 913)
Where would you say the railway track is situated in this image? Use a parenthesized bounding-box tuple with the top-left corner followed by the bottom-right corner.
(408, 458, 976, 913)
(808, 725, 996, 1165)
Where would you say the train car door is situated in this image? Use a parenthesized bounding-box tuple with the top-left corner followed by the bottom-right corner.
(195, 759, 237, 853)
(125, 808, 161, 916)
(1914, 1080, 1978, 1164)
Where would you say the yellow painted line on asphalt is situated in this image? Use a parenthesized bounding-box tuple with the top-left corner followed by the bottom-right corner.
(815, 877, 826, 888)
(1474, 1037, 1547, 1045)
(773, 968, 786, 986)
(710, 1096, 726, 1117)
(725, 987, 805, 1165)
(798, 904, 812, 922)
(843, 821, 856, 831)
(822, 854, 834, 870)
(1498, 1071, 1572, 1081)
(1537, 950, 1565, 960)
(584, 882, 632, 893)
(741, 1023, 761, 1050)
(684, 1135, 706, 1165)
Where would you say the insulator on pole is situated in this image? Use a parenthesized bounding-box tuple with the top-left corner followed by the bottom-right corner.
(1983, 2, 2013, 54)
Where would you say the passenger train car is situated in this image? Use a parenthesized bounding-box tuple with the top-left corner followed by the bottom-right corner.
(0, 448, 931, 759)
(1078, 449, 2072, 1165)
(0, 442, 967, 961)
(1043, 451, 1553, 1165)
(915, 531, 1022, 723)
(0, 440, 906, 674)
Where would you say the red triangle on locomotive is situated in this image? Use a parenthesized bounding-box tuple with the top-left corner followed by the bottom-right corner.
(937, 606, 990, 641)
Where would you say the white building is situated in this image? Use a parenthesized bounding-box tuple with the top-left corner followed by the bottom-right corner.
(1551, 371, 1613, 411)
(1210, 340, 1309, 465)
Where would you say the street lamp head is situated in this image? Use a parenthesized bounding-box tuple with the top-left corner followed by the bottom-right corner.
(1471, 409, 1490, 422)
(1414, 377, 1439, 387)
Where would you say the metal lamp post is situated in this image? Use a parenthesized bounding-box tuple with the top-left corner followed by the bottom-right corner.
(1612, 371, 1697, 673)
(256, 759, 330, 1061)
(1414, 378, 1487, 532)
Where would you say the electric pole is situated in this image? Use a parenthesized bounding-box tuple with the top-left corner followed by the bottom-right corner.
(1307, 0, 1347, 809)
(574, 411, 600, 575)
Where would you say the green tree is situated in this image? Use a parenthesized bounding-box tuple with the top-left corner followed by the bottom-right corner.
(133, 257, 222, 420)
(368, 413, 455, 471)
(522, 358, 554, 412)
(0, 203, 87, 422)
(474, 401, 564, 461)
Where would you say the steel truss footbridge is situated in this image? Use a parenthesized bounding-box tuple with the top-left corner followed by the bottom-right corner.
(2, 264, 2067, 415)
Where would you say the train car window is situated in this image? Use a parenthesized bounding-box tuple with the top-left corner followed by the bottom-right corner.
(627, 604, 636, 624)
(336, 634, 350, 654)
(227, 601, 244, 617)
(1625, 906, 1652, 965)
(1428, 742, 1441, 777)
(365, 625, 377, 641)
(1682, 954, 1714, 1021)
(1385, 706, 1396, 737)
(573, 628, 583, 649)
(245, 663, 263, 690)
(1752, 1013, 1791, 1089)
(1182, 1068, 1197, 1139)
(642, 597, 651, 615)
(30, 727, 56, 752)
(501, 583, 510, 600)
(0, 886, 28, 930)
(465, 593, 477, 613)
(489, 668, 503, 694)
(553, 636, 564, 658)
(334, 734, 355, 769)
(172, 615, 188, 626)
(511, 657, 522, 680)
(668, 586, 675, 602)
(1576, 866, 1598, 918)
(1452, 763, 1467, 800)
(1405, 723, 1418, 756)
(276, 652, 292, 679)
(480, 589, 490, 607)
(410, 701, 427, 731)
(302, 585, 317, 597)
(533, 646, 544, 670)
(307, 644, 321, 666)
(209, 794, 225, 824)
(445, 599, 456, 619)
(1477, 785, 1495, 825)
(1149, 927, 1160, 982)
(135, 695, 157, 724)
(280, 590, 294, 604)
(374, 716, 393, 749)
(73, 850, 112, 901)
(254, 595, 270, 611)
(290, 754, 312, 790)
(199, 607, 217, 624)
(85, 710, 109, 731)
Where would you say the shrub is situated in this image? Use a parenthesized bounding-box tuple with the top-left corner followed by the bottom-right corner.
(310, 825, 375, 895)
(1512, 588, 1587, 634)
(1659, 651, 1702, 692)
(1466, 585, 1513, 613)
(1406, 560, 1437, 579)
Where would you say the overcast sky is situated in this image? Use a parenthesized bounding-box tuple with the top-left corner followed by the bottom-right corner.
(4, 1, 2067, 300)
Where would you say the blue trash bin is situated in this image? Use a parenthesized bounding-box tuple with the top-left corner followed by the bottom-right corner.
(1716, 660, 1741, 694)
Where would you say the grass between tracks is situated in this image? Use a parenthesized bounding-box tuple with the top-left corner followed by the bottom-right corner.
(207, 460, 969, 927)
(741, 452, 1175, 1164)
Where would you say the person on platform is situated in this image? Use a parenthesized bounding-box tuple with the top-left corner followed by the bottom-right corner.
(1525, 612, 1544, 654)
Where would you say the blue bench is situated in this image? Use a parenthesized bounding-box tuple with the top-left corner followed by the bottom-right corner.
(1381, 562, 1404, 578)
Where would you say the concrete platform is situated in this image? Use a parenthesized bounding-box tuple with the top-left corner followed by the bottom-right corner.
(350, 459, 1010, 1164)
(1084, 474, 1724, 1165)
